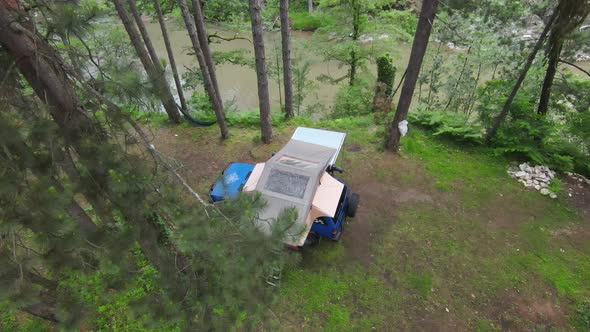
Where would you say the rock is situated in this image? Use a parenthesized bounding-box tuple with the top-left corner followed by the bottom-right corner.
(540, 188, 551, 196)
(550, 194, 557, 199)
(514, 171, 527, 178)
(519, 163, 528, 171)
(534, 185, 540, 190)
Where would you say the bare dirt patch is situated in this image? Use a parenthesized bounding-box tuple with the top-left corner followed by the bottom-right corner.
(342, 153, 435, 265)
(487, 290, 567, 331)
(563, 176, 590, 223)
(481, 194, 533, 231)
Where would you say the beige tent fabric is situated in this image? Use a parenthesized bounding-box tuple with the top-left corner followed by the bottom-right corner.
(312, 172, 344, 218)
(243, 163, 265, 192)
(243, 139, 340, 246)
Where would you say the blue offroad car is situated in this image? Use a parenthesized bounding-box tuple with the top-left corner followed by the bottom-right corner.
(209, 162, 360, 249)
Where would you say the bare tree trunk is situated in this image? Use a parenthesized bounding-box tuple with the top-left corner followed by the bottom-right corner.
(537, 41, 562, 115)
(274, 47, 283, 110)
(386, 0, 438, 151)
(191, 0, 223, 108)
(443, 46, 471, 112)
(113, 0, 181, 123)
(128, 0, 159, 67)
(280, 0, 294, 118)
(153, 0, 188, 112)
(249, 0, 272, 143)
(485, 9, 558, 141)
(349, 0, 361, 86)
(178, 0, 229, 138)
(308, 0, 313, 13)
(22, 302, 59, 323)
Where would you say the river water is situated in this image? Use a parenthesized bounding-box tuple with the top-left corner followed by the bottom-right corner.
(144, 19, 413, 112)
(142, 19, 589, 113)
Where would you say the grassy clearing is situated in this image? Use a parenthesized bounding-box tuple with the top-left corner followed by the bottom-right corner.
(271, 121, 589, 331)
(7, 117, 588, 330)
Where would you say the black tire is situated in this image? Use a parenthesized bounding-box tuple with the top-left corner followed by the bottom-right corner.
(303, 231, 320, 247)
(346, 193, 360, 218)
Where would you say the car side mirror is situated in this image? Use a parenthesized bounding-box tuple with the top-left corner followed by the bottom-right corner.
(327, 165, 344, 175)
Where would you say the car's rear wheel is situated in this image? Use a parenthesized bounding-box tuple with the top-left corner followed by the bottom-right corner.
(303, 231, 320, 247)
(346, 193, 360, 218)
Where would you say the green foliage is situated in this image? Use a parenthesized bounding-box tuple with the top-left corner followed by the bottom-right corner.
(332, 76, 374, 118)
(376, 53, 396, 95)
(548, 178, 562, 194)
(313, 1, 414, 85)
(0, 302, 16, 331)
(289, 10, 328, 31)
(477, 79, 588, 174)
(574, 300, 590, 330)
(203, 0, 249, 22)
(377, 9, 417, 40)
(58, 248, 180, 331)
(406, 271, 433, 298)
(408, 111, 483, 144)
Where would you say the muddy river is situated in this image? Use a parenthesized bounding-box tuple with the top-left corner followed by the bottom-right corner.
(140, 18, 589, 113)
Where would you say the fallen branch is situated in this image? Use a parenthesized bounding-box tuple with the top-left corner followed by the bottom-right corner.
(207, 32, 251, 44)
(558, 59, 590, 77)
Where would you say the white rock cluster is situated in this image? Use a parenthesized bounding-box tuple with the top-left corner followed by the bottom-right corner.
(507, 163, 557, 198)
(565, 172, 590, 185)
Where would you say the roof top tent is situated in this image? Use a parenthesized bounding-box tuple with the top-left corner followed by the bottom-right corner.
(291, 127, 346, 166)
(243, 127, 347, 246)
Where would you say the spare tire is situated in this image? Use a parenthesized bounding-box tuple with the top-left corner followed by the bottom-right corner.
(347, 193, 360, 218)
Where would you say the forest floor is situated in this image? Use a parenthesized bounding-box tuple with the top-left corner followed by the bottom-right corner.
(152, 117, 590, 331)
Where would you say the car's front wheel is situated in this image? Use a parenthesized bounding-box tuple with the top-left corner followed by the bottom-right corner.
(346, 193, 360, 218)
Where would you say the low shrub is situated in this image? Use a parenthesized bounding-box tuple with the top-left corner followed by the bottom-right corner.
(332, 78, 374, 118)
(408, 110, 483, 144)
(289, 10, 331, 31)
(477, 79, 589, 175)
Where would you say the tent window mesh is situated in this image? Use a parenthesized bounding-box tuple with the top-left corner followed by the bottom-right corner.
(264, 169, 309, 199)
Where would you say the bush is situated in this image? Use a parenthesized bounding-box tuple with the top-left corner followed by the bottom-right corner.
(289, 10, 331, 31)
(476, 79, 588, 175)
(378, 10, 418, 41)
(332, 78, 374, 118)
(408, 110, 483, 144)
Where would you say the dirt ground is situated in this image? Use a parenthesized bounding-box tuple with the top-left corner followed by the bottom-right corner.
(151, 124, 590, 331)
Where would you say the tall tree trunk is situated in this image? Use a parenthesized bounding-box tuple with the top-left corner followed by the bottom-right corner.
(128, 0, 159, 67)
(308, 0, 313, 13)
(485, 9, 558, 141)
(349, 0, 361, 86)
(249, 0, 272, 143)
(386, 0, 438, 151)
(280, 0, 294, 118)
(275, 47, 283, 110)
(537, 40, 562, 115)
(113, 0, 181, 123)
(178, 0, 229, 138)
(191, 0, 223, 108)
(153, 0, 188, 112)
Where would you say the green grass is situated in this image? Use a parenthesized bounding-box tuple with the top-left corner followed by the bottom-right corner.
(9, 119, 589, 330)
(273, 126, 590, 330)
